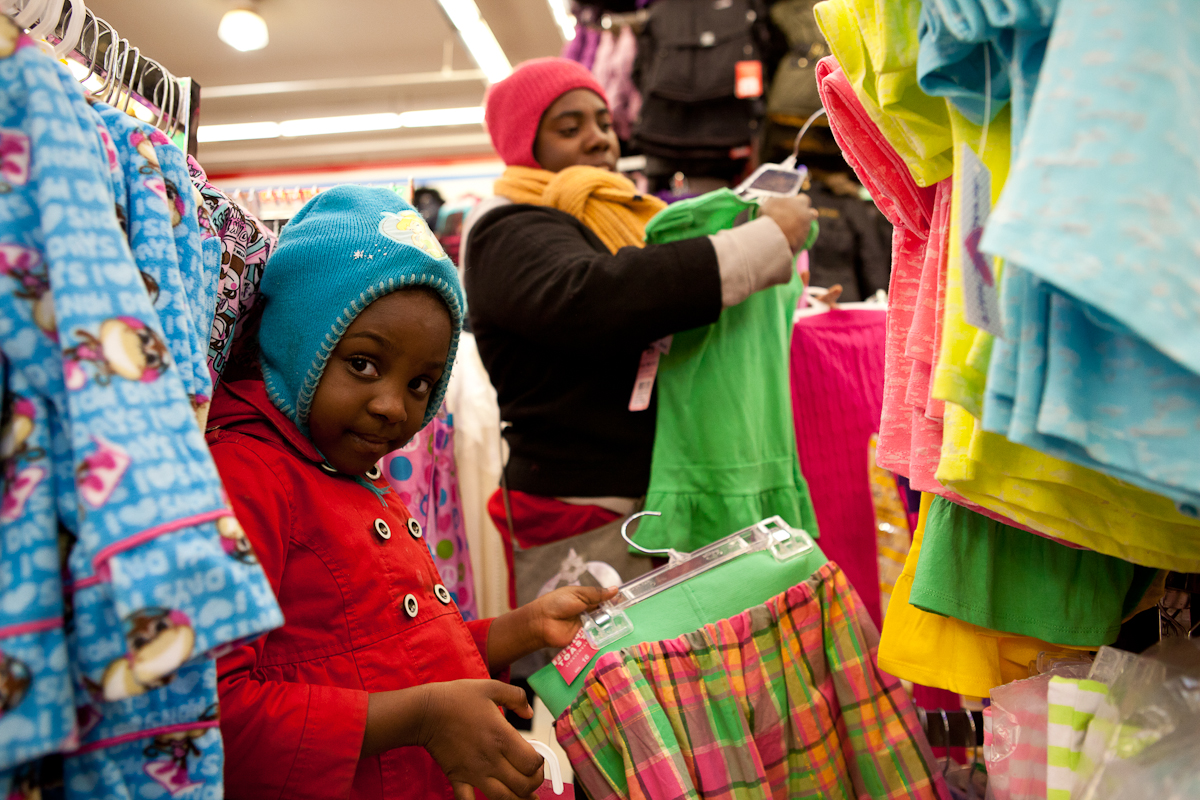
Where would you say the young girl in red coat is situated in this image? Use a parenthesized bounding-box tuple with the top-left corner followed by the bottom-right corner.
(206, 185, 612, 800)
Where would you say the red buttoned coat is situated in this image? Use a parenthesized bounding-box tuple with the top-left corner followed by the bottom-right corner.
(207, 375, 494, 800)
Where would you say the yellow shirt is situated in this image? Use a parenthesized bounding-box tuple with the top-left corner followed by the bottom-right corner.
(814, 0, 953, 187)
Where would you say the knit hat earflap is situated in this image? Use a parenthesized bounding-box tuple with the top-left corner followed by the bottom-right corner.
(484, 57, 609, 168)
(258, 185, 464, 434)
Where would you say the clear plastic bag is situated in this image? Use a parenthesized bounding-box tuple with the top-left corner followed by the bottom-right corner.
(1074, 637, 1200, 800)
(984, 661, 1091, 800)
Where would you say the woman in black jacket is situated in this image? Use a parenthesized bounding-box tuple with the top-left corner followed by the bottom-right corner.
(463, 58, 818, 675)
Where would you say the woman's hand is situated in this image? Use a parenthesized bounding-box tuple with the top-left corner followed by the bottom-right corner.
(485, 585, 617, 670)
(760, 195, 819, 252)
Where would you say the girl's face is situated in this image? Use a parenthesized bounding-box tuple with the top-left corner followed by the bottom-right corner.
(533, 88, 619, 173)
(307, 289, 452, 475)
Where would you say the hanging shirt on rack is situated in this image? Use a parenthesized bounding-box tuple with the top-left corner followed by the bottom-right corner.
(186, 156, 277, 389)
(978, 0, 1200, 515)
(878, 495, 1092, 699)
(145, 125, 216, 412)
(814, 0, 953, 187)
(89, 102, 208, 411)
(910, 496, 1159, 647)
(927, 104, 1200, 570)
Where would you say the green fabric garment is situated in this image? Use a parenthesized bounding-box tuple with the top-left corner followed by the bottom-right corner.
(910, 497, 1160, 647)
(528, 542, 828, 718)
(633, 189, 819, 552)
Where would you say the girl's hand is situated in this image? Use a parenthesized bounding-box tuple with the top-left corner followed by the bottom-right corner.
(360, 680, 541, 800)
(419, 679, 543, 800)
(485, 585, 618, 670)
(529, 585, 618, 649)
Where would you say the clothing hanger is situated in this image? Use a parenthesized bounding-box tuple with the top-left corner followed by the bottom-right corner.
(526, 740, 565, 796)
(530, 510, 826, 717)
(580, 512, 816, 648)
(26, 0, 61, 45)
(918, 708, 985, 747)
(118, 45, 140, 113)
(51, 0, 85, 58)
(10, 0, 48, 30)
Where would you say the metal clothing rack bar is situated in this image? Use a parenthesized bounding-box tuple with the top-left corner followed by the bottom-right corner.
(599, 9, 649, 29)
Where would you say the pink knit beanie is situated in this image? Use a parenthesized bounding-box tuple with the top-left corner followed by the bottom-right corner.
(484, 57, 609, 169)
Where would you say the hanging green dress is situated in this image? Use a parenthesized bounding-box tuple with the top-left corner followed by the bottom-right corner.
(635, 189, 820, 551)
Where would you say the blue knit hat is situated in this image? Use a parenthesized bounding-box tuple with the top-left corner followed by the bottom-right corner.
(258, 185, 464, 434)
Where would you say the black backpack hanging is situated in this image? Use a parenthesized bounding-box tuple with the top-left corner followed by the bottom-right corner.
(633, 0, 771, 156)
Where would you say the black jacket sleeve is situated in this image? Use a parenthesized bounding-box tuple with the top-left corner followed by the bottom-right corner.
(464, 204, 723, 352)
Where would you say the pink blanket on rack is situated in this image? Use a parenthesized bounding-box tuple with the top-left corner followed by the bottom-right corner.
(815, 57, 937, 237)
(816, 55, 946, 487)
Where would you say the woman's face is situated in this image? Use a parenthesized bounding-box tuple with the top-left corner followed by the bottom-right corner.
(533, 89, 619, 173)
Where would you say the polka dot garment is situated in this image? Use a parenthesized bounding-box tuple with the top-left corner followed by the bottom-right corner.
(380, 403, 478, 620)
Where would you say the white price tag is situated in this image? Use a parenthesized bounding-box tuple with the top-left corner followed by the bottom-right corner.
(628, 336, 673, 412)
(958, 144, 1004, 338)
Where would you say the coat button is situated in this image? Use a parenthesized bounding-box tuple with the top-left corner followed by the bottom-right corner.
(407, 518, 422, 539)
(319, 462, 338, 474)
(434, 584, 452, 604)
(365, 464, 382, 481)
(373, 519, 391, 540)
(403, 594, 418, 618)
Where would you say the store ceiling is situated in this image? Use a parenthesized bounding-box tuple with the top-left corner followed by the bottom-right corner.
(84, 0, 566, 175)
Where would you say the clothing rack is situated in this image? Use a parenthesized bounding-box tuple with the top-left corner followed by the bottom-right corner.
(600, 8, 649, 29)
(574, 4, 649, 32)
(3, 0, 201, 155)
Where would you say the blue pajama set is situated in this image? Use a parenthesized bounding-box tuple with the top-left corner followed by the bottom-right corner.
(0, 20, 282, 798)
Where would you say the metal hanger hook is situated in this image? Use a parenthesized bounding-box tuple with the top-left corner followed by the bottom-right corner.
(966, 709, 979, 799)
(791, 107, 827, 162)
(939, 710, 952, 777)
(620, 510, 674, 557)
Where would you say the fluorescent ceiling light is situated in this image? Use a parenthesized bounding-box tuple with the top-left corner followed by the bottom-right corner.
(436, 0, 512, 83)
(279, 113, 402, 137)
(546, 0, 577, 41)
(198, 121, 281, 143)
(218, 9, 269, 52)
(197, 108, 486, 142)
(398, 106, 485, 127)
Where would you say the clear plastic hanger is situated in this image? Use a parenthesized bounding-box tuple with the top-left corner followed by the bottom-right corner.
(580, 513, 816, 648)
(734, 107, 827, 199)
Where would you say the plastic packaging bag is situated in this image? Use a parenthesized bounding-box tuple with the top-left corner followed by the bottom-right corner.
(1074, 638, 1200, 800)
(984, 661, 1090, 799)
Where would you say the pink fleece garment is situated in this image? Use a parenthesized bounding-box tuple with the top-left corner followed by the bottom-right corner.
(817, 55, 1052, 536)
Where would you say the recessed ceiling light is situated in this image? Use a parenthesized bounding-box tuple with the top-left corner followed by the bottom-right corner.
(218, 8, 269, 52)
